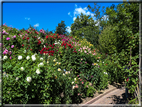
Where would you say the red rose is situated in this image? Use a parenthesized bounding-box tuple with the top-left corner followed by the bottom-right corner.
(22, 44, 24, 46)
(38, 40, 41, 45)
(30, 49, 32, 51)
(27, 37, 29, 40)
(106, 64, 107, 65)
(46, 36, 48, 39)
(127, 78, 129, 82)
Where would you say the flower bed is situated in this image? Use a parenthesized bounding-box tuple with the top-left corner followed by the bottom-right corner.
(2, 24, 109, 104)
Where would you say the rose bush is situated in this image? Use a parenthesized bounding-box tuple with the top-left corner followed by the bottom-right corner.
(2, 24, 109, 104)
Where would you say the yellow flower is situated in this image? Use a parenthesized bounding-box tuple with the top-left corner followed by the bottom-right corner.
(94, 63, 97, 66)
(59, 62, 61, 65)
(58, 68, 61, 71)
(47, 61, 49, 64)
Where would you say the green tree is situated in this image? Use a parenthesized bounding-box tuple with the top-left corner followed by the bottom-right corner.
(105, 2, 139, 56)
(55, 21, 67, 35)
(98, 25, 118, 55)
(70, 13, 100, 47)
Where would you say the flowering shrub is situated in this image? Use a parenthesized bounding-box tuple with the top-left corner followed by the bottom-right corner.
(2, 24, 109, 104)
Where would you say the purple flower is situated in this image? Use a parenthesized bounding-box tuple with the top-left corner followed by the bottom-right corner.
(11, 45, 14, 48)
(3, 49, 8, 55)
(85, 62, 87, 64)
(10, 56, 12, 60)
(80, 62, 82, 64)
(91, 76, 93, 78)
(6, 37, 10, 41)
(98, 66, 100, 68)
(13, 35, 16, 38)
(71, 69, 72, 71)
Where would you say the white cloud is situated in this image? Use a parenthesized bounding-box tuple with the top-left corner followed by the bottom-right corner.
(73, 5, 96, 22)
(73, 17, 76, 21)
(66, 26, 71, 33)
(25, 17, 30, 20)
(34, 23, 39, 27)
(68, 12, 72, 17)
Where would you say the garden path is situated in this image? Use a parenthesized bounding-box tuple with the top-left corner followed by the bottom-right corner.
(82, 82, 128, 105)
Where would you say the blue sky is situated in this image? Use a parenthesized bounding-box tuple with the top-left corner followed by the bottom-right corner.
(3, 2, 124, 33)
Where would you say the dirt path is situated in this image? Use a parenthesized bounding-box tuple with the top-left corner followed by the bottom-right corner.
(92, 87, 127, 104)
(81, 82, 128, 105)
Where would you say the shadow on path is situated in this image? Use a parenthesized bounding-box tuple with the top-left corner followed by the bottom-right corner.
(108, 93, 129, 104)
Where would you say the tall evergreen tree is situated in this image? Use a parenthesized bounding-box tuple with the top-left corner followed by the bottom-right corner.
(55, 21, 67, 35)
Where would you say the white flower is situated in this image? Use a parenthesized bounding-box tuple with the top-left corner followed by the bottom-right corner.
(23, 50, 26, 53)
(38, 37, 40, 39)
(3, 55, 8, 60)
(68, 77, 71, 79)
(97, 60, 99, 62)
(47, 61, 49, 64)
(72, 81, 74, 84)
(48, 56, 50, 58)
(74, 78, 77, 81)
(40, 57, 43, 61)
(38, 62, 44, 67)
(27, 77, 32, 83)
(72, 86, 75, 90)
(104, 72, 108, 75)
(103, 62, 104, 63)
(21, 67, 24, 71)
(58, 68, 61, 71)
(63, 73, 65, 76)
(31, 55, 36, 61)
(18, 55, 22, 60)
(68, 71, 70, 74)
(26, 56, 30, 60)
(15, 77, 18, 80)
(36, 69, 40, 74)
